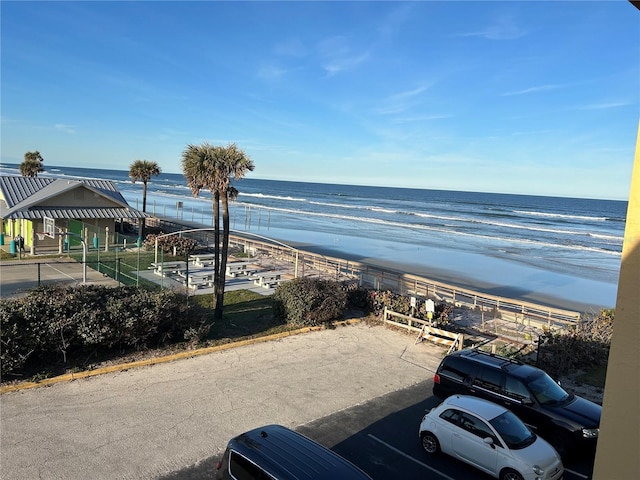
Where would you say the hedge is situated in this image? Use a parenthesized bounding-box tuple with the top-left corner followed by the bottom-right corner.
(0, 284, 205, 378)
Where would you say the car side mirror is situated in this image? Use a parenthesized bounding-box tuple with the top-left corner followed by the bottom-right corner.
(522, 397, 534, 406)
(483, 437, 495, 449)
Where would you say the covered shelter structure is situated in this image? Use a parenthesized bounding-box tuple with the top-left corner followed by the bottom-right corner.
(0, 176, 147, 254)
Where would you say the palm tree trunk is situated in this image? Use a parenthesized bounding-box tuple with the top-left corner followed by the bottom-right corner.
(140, 181, 148, 239)
(213, 191, 222, 321)
(216, 193, 231, 324)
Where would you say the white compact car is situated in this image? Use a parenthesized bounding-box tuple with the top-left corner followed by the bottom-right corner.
(419, 395, 563, 480)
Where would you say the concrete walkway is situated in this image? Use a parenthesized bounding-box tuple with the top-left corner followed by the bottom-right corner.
(0, 323, 446, 480)
(0, 258, 120, 298)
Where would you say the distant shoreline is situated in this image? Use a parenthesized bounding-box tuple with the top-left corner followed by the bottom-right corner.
(2, 162, 617, 313)
(152, 215, 611, 315)
(234, 232, 608, 314)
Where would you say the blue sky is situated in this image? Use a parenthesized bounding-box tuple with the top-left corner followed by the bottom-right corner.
(1, 1, 638, 200)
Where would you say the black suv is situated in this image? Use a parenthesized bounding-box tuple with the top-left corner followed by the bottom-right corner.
(432, 348, 601, 458)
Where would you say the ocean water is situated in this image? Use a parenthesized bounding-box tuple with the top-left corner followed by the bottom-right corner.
(0, 163, 627, 310)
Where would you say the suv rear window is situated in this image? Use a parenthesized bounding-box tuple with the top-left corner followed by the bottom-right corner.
(439, 356, 474, 383)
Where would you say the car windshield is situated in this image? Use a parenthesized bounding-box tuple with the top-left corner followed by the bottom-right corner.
(489, 411, 536, 450)
(526, 372, 571, 405)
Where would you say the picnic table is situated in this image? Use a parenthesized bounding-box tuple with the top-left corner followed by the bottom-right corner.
(192, 254, 218, 267)
(150, 261, 187, 276)
(185, 272, 215, 290)
(251, 270, 289, 288)
(226, 261, 257, 277)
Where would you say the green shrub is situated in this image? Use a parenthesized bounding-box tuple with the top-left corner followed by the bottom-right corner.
(345, 284, 370, 310)
(273, 277, 347, 327)
(0, 284, 199, 378)
(143, 233, 197, 256)
(0, 299, 33, 374)
(535, 308, 613, 379)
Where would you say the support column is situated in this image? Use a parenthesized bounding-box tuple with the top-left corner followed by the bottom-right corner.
(593, 121, 640, 479)
(30, 224, 35, 255)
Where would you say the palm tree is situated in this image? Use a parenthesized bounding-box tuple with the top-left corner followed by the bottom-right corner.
(129, 159, 161, 239)
(19, 151, 44, 177)
(182, 143, 254, 323)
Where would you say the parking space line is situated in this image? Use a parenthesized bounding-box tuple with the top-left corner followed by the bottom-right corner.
(367, 434, 456, 480)
(564, 468, 589, 479)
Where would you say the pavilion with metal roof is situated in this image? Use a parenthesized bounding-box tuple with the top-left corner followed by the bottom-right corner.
(0, 176, 147, 253)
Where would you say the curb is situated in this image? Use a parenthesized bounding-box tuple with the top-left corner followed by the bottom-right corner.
(0, 319, 363, 394)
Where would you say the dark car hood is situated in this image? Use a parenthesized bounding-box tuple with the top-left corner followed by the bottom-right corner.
(548, 395, 601, 427)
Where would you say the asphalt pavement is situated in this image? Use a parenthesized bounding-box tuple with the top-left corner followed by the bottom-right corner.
(0, 323, 446, 480)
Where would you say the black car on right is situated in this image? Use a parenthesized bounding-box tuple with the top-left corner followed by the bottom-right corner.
(432, 348, 601, 459)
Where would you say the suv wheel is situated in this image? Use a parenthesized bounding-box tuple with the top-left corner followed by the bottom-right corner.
(420, 431, 440, 454)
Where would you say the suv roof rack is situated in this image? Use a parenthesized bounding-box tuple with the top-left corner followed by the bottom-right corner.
(462, 349, 524, 370)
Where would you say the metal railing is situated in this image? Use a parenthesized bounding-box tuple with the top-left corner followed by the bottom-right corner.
(141, 217, 583, 329)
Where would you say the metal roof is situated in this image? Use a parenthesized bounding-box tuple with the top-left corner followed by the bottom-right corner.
(0, 176, 147, 220)
(6, 207, 147, 220)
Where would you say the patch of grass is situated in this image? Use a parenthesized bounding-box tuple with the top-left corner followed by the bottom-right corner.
(70, 250, 174, 289)
(72, 250, 161, 271)
(576, 365, 607, 388)
(30, 372, 53, 383)
(191, 289, 279, 339)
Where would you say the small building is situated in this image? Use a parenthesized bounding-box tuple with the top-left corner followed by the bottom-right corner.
(0, 176, 147, 253)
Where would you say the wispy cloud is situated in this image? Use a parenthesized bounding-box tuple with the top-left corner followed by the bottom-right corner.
(258, 39, 309, 81)
(577, 101, 632, 110)
(389, 84, 434, 101)
(376, 3, 416, 39)
(323, 51, 370, 76)
(374, 83, 436, 116)
(391, 114, 453, 124)
(456, 15, 528, 40)
(54, 124, 76, 134)
(274, 38, 309, 58)
(258, 65, 287, 80)
(318, 36, 370, 76)
(502, 84, 563, 96)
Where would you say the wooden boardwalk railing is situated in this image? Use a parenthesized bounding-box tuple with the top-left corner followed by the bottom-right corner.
(146, 217, 582, 330)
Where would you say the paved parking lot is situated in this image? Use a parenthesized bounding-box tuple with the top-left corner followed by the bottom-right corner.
(0, 323, 446, 480)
